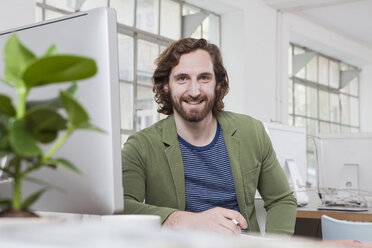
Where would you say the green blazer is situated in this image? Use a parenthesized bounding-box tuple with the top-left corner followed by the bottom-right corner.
(122, 111, 297, 235)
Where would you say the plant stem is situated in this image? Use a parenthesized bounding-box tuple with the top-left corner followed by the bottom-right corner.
(42, 125, 74, 161)
(16, 86, 28, 119)
(12, 156, 21, 210)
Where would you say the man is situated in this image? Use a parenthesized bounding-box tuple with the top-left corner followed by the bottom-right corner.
(122, 38, 297, 235)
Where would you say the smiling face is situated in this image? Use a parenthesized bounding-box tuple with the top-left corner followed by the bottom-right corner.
(167, 49, 216, 122)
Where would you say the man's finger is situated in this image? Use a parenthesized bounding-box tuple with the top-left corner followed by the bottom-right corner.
(220, 209, 248, 229)
(219, 217, 241, 234)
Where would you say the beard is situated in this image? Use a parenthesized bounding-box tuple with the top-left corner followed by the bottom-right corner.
(171, 93, 215, 122)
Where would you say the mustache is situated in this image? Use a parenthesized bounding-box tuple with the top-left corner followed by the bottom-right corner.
(180, 95, 208, 102)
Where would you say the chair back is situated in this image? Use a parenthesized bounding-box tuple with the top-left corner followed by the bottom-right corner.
(321, 215, 372, 242)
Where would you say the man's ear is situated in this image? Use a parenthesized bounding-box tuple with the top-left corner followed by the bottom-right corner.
(163, 81, 169, 93)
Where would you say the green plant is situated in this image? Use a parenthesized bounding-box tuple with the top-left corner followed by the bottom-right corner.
(0, 34, 101, 216)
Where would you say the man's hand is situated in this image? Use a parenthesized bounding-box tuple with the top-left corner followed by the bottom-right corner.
(163, 207, 248, 235)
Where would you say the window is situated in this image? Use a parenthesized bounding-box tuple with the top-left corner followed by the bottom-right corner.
(289, 44, 360, 186)
(36, 0, 221, 145)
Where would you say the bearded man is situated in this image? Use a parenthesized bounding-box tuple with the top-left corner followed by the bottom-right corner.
(122, 38, 297, 235)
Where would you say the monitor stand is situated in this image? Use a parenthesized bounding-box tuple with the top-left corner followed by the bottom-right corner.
(285, 159, 309, 206)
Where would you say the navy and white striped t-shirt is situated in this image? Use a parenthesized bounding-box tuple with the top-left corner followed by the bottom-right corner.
(178, 122, 240, 213)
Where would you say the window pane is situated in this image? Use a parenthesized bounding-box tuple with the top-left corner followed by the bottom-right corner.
(191, 25, 202, 39)
(306, 55, 317, 82)
(318, 56, 329, 86)
(288, 45, 292, 76)
(46, 0, 76, 11)
(137, 85, 157, 131)
(306, 87, 317, 118)
(160, 0, 181, 40)
(307, 119, 318, 136)
(36, 6, 43, 22)
(294, 116, 305, 128)
(45, 10, 65, 20)
(329, 61, 340, 88)
(118, 34, 134, 81)
(349, 77, 359, 96)
(294, 47, 305, 79)
(350, 97, 359, 126)
(121, 134, 130, 148)
(307, 153, 316, 186)
(294, 83, 305, 116)
(330, 123, 340, 133)
(111, 0, 134, 26)
(202, 14, 209, 40)
(207, 13, 220, 46)
(330, 93, 339, 123)
(319, 121, 330, 133)
(351, 128, 359, 133)
(288, 79, 293, 114)
(341, 125, 350, 132)
(182, 3, 200, 15)
(136, 0, 160, 34)
(120, 82, 133, 130)
(288, 115, 293, 126)
(307, 137, 314, 153)
(319, 91, 329, 120)
(340, 94, 350, 125)
(80, 0, 108, 10)
(137, 39, 159, 86)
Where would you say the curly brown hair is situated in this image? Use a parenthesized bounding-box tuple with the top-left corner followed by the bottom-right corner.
(152, 38, 229, 115)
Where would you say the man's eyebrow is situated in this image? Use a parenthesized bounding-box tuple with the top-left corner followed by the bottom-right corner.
(173, 73, 189, 78)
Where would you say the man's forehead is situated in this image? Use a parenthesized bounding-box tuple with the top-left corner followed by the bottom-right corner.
(171, 49, 214, 75)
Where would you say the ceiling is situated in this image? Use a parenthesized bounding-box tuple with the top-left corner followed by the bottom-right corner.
(263, 0, 372, 48)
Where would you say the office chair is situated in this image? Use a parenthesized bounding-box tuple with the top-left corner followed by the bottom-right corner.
(321, 215, 372, 242)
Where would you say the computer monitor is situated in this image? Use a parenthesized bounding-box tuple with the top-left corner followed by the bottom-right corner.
(0, 8, 123, 215)
(264, 122, 309, 206)
(314, 133, 372, 202)
(264, 123, 307, 183)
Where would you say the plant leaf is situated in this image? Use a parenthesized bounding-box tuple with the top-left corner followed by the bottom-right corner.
(43, 44, 57, 57)
(0, 150, 11, 159)
(79, 123, 106, 133)
(26, 82, 78, 109)
(45, 158, 81, 174)
(4, 34, 36, 87)
(26, 106, 67, 143)
(0, 94, 16, 117)
(8, 118, 41, 158)
(23, 55, 97, 88)
(0, 122, 9, 149)
(21, 189, 46, 210)
(60, 91, 89, 127)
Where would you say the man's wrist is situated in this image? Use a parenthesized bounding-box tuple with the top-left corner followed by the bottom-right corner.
(163, 210, 190, 227)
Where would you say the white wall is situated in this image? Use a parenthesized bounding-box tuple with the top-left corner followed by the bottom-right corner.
(0, 0, 35, 32)
(360, 65, 372, 132)
(216, 0, 372, 130)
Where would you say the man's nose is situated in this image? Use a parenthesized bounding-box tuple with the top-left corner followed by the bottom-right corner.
(189, 79, 201, 98)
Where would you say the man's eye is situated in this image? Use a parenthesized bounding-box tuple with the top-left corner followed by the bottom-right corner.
(201, 75, 210, 81)
(178, 76, 186, 81)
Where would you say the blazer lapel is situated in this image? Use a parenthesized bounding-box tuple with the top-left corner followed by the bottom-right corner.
(216, 113, 248, 217)
(162, 115, 186, 210)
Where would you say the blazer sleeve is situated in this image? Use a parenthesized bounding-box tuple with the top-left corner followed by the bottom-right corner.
(256, 122, 298, 235)
(122, 135, 177, 223)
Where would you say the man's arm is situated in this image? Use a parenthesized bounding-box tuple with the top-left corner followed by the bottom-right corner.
(257, 122, 297, 235)
(163, 207, 247, 235)
(122, 135, 176, 223)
